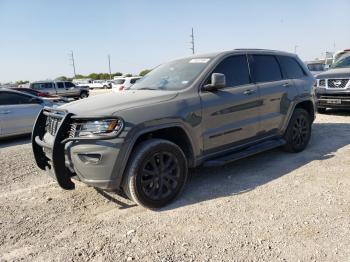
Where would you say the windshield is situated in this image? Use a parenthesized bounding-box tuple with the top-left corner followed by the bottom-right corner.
(130, 57, 211, 90)
(331, 56, 350, 68)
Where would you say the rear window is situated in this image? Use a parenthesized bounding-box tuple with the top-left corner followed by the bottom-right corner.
(57, 82, 64, 88)
(31, 82, 54, 89)
(278, 56, 306, 79)
(250, 55, 282, 83)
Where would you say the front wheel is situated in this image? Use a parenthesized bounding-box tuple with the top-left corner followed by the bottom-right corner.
(283, 108, 312, 153)
(123, 139, 188, 209)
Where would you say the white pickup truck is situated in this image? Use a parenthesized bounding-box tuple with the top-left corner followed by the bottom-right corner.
(30, 81, 89, 99)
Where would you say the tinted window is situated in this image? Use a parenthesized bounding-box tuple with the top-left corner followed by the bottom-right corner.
(130, 78, 140, 84)
(211, 55, 250, 87)
(0, 92, 34, 105)
(278, 56, 305, 79)
(57, 82, 64, 88)
(114, 79, 125, 84)
(65, 82, 75, 88)
(251, 55, 282, 83)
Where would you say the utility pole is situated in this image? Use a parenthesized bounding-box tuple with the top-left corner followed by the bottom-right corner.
(190, 27, 195, 55)
(108, 54, 112, 80)
(69, 51, 76, 78)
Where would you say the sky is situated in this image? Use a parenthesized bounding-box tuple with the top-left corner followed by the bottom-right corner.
(0, 0, 349, 83)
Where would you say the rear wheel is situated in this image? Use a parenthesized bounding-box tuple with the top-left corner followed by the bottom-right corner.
(123, 139, 188, 209)
(80, 91, 88, 99)
(283, 108, 312, 153)
(317, 107, 326, 114)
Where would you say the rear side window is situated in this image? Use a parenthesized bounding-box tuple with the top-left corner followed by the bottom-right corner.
(211, 55, 250, 87)
(0, 92, 33, 105)
(57, 82, 64, 88)
(250, 55, 282, 83)
(278, 56, 306, 79)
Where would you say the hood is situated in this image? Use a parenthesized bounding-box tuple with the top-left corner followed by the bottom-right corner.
(59, 90, 178, 115)
(316, 68, 350, 79)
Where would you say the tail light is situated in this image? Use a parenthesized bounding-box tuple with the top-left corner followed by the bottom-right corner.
(37, 92, 49, 97)
(119, 85, 125, 91)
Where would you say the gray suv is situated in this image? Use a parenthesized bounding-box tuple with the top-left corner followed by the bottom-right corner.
(315, 54, 350, 113)
(32, 49, 315, 209)
(30, 81, 89, 99)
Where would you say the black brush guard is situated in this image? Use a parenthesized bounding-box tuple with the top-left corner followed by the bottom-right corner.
(32, 107, 123, 190)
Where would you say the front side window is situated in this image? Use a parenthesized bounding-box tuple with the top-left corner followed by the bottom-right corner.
(278, 56, 305, 79)
(209, 55, 250, 87)
(251, 55, 282, 83)
(64, 82, 75, 88)
(0, 92, 33, 105)
(130, 57, 211, 91)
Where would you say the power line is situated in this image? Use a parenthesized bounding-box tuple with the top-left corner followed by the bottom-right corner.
(69, 51, 76, 78)
(190, 27, 195, 55)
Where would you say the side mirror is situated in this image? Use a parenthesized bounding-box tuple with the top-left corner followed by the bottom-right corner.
(203, 73, 226, 91)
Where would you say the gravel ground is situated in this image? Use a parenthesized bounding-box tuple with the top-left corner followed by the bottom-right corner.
(0, 111, 350, 262)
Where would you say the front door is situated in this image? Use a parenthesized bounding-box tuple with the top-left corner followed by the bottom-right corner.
(200, 55, 262, 154)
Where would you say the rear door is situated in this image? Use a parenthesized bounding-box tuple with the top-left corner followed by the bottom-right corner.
(249, 54, 294, 136)
(64, 82, 80, 96)
(200, 54, 261, 153)
(0, 92, 43, 136)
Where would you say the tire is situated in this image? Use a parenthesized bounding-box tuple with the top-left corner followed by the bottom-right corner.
(283, 108, 312, 153)
(80, 92, 88, 99)
(317, 107, 326, 114)
(123, 139, 188, 209)
(103, 85, 108, 89)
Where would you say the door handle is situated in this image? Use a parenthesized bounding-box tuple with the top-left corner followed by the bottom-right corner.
(282, 82, 290, 87)
(0, 110, 10, 114)
(243, 89, 256, 95)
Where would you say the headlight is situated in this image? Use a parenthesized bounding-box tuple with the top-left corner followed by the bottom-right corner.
(71, 118, 124, 138)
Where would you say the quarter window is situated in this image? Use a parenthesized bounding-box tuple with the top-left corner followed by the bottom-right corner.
(210, 55, 250, 87)
(278, 56, 305, 79)
(251, 55, 282, 83)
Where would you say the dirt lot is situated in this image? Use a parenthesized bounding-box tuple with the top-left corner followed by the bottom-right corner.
(0, 111, 350, 262)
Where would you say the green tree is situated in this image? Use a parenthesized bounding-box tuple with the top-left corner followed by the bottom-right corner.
(113, 72, 123, 77)
(125, 73, 133, 77)
(55, 76, 69, 81)
(16, 80, 29, 85)
(139, 69, 151, 76)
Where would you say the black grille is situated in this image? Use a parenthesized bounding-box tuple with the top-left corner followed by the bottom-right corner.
(327, 79, 349, 88)
(46, 116, 62, 136)
(319, 79, 326, 86)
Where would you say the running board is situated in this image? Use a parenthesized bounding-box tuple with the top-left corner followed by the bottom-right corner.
(204, 139, 286, 167)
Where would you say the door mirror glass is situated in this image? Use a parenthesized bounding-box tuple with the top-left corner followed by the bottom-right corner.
(203, 73, 226, 91)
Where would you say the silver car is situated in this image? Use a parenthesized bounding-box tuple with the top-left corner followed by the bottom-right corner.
(0, 89, 55, 138)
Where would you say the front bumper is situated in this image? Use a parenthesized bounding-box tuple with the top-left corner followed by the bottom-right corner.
(32, 108, 125, 191)
(316, 94, 350, 109)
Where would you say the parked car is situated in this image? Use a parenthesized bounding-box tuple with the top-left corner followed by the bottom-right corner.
(315, 54, 350, 113)
(89, 80, 111, 89)
(12, 87, 69, 103)
(305, 61, 327, 76)
(32, 49, 315, 209)
(111, 77, 141, 91)
(30, 81, 89, 99)
(0, 88, 56, 138)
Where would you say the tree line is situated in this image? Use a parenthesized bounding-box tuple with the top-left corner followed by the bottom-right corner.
(13, 69, 152, 85)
